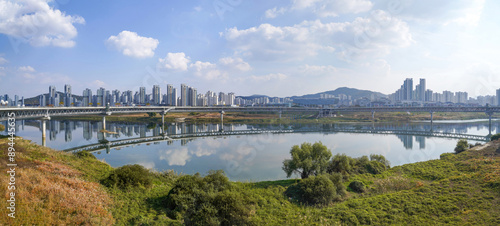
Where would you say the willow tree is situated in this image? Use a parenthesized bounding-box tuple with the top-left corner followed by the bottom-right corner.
(282, 142, 332, 179)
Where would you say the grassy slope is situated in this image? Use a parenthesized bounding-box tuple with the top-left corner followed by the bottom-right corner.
(1, 137, 500, 225)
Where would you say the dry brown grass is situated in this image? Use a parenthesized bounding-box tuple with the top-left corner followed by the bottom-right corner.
(0, 138, 114, 225)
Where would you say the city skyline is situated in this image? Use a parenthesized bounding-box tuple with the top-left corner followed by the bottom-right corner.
(1, 1, 500, 98)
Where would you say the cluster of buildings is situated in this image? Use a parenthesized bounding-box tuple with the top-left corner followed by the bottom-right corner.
(389, 78, 500, 106)
(39, 84, 237, 107)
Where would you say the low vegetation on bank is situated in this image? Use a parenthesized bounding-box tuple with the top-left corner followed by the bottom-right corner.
(1, 135, 500, 225)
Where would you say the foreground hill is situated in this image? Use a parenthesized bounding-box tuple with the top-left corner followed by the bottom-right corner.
(1, 136, 499, 225)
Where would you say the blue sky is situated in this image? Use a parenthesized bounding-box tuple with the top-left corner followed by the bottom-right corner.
(1, 0, 500, 98)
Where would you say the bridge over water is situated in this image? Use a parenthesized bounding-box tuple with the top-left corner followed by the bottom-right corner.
(63, 128, 490, 154)
(2, 106, 498, 145)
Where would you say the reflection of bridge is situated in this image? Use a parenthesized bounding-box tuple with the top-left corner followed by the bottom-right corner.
(2, 105, 499, 146)
(63, 128, 489, 154)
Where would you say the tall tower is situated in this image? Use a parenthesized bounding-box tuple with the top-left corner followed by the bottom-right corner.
(418, 78, 425, 102)
(403, 78, 413, 101)
(497, 89, 500, 106)
(152, 85, 161, 105)
(167, 84, 174, 105)
(181, 84, 188, 106)
(139, 87, 146, 104)
(48, 85, 56, 106)
(83, 88, 92, 107)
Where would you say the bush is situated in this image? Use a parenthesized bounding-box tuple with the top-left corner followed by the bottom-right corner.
(349, 181, 366, 193)
(0, 124, 5, 131)
(454, 139, 468, 154)
(74, 150, 96, 159)
(365, 161, 386, 174)
(166, 170, 251, 225)
(328, 154, 389, 176)
(491, 133, 500, 141)
(295, 175, 337, 206)
(101, 164, 152, 189)
(370, 154, 391, 168)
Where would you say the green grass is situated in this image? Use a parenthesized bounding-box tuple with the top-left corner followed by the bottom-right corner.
(2, 137, 500, 225)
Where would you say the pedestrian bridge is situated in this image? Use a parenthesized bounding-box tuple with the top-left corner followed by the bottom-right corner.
(63, 128, 490, 154)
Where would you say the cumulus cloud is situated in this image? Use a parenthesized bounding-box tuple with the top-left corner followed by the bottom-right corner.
(223, 11, 413, 62)
(190, 61, 224, 80)
(218, 57, 251, 71)
(91, 80, 106, 87)
(106, 30, 159, 58)
(158, 52, 191, 71)
(0, 0, 85, 47)
(265, 7, 286, 19)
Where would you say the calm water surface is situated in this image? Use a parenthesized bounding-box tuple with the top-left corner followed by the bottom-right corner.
(2, 120, 499, 181)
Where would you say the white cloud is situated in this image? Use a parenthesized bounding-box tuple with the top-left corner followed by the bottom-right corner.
(190, 61, 224, 80)
(224, 11, 413, 62)
(91, 80, 106, 87)
(18, 66, 35, 73)
(106, 30, 159, 58)
(291, 0, 373, 17)
(218, 57, 251, 71)
(265, 0, 372, 19)
(265, 7, 286, 19)
(391, 0, 485, 26)
(0, 0, 85, 47)
(250, 73, 287, 82)
(0, 57, 7, 64)
(158, 52, 191, 71)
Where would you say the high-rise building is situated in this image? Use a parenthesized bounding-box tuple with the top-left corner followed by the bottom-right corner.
(139, 87, 146, 104)
(48, 85, 56, 106)
(228, 92, 235, 105)
(180, 84, 188, 106)
(96, 87, 105, 106)
(64, 84, 72, 106)
(497, 89, 500, 106)
(167, 84, 174, 105)
(83, 88, 92, 107)
(403, 78, 413, 101)
(188, 87, 197, 106)
(171, 88, 177, 106)
(415, 78, 425, 102)
(152, 85, 161, 105)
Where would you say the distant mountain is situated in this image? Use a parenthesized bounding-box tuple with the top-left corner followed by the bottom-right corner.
(291, 87, 387, 100)
(237, 94, 274, 100)
(24, 92, 83, 106)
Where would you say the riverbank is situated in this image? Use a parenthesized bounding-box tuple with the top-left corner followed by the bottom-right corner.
(52, 111, 498, 125)
(1, 136, 500, 224)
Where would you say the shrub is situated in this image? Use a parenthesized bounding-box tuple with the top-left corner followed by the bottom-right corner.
(454, 139, 468, 154)
(349, 181, 366, 193)
(328, 172, 347, 199)
(0, 124, 5, 131)
(328, 154, 355, 175)
(74, 150, 96, 159)
(166, 170, 251, 225)
(491, 133, 500, 141)
(365, 161, 386, 174)
(370, 154, 391, 168)
(296, 175, 337, 206)
(101, 164, 152, 189)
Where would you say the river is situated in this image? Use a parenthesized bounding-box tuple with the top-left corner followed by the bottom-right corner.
(2, 119, 499, 181)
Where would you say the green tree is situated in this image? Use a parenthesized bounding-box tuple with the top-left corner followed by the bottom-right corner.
(327, 154, 355, 175)
(296, 175, 336, 206)
(282, 142, 332, 179)
(490, 133, 500, 141)
(147, 112, 157, 117)
(101, 164, 152, 189)
(454, 139, 469, 154)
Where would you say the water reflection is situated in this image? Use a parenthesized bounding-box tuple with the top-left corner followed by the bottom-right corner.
(1, 120, 499, 181)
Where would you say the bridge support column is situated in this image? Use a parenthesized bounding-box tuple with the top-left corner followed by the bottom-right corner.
(371, 111, 375, 120)
(220, 111, 225, 131)
(41, 116, 50, 147)
(430, 112, 434, 123)
(279, 110, 282, 119)
(102, 116, 106, 131)
(487, 111, 493, 135)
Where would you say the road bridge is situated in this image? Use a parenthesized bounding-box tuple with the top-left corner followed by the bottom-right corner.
(2, 106, 499, 139)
